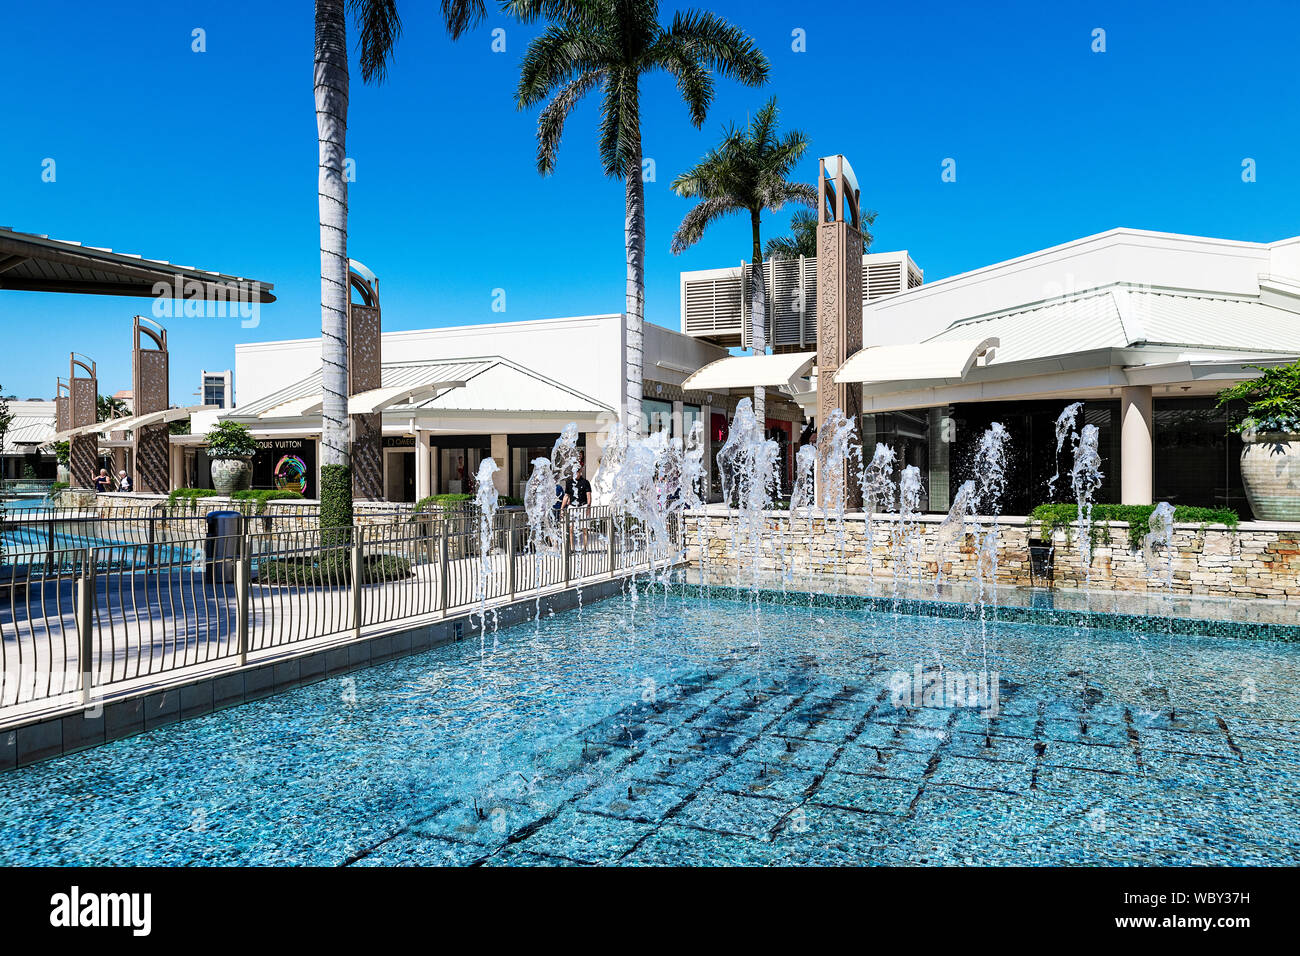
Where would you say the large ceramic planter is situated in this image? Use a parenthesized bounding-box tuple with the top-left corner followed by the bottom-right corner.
(210, 456, 253, 495)
(1240, 431, 1300, 521)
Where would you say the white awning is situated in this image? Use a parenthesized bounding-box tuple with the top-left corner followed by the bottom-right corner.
(95, 405, 207, 436)
(258, 395, 323, 419)
(682, 351, 817, 392)
(347, 380, 467, 415)
(48, 420, 110, 443)
(832, 338, 999, 385)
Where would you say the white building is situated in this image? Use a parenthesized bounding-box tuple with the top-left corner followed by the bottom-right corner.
(679, 228, 1300, 517)
(196, 313, 805, 502)
(1, 399, 57, 481)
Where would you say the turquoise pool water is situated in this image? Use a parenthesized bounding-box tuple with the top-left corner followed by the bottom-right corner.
(1, 588, 1297, 865)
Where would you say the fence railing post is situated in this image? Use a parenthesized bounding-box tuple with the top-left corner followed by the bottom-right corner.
(76, 548, 95, 706)
(607, 516, 616, 579)
(438, 522, 450, 615)
(351, 527, 364, 640)
(235, 534, 251, 666)
(563, 512, 572, 587)
(507, 511, 517, 601)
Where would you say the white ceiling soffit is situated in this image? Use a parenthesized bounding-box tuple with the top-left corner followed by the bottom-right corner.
(832, 338, 1000, 385)
(347, 380, 467, 415)
(682, 351, 817, 392)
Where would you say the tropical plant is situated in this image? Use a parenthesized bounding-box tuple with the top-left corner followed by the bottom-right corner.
(96, 394, 129, 423)
(314, 0, 493, 537)
(204, 421, 259, 459)
(670, 97, 811, 425)
(53, 441, 69, 469)
(763, 206, 878, 260)
(0, 386, 11, 455)
(512, 0, 769, 434)
(1216, 360, 1300, 435)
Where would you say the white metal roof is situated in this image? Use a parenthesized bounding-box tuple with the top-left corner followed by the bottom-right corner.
(833, 338, 999, 385)
(229, 356, 612, 424)
(3, 415, 56, 447)
(927, 285, 1300, 367)
(681, 351, 817, 391)
(95, 405, 208, 435)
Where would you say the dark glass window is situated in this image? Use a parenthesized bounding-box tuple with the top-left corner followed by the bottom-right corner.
(1153, 397, 1248, 516)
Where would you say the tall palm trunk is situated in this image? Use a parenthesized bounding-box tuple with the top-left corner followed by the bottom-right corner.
(315, 0, 350, 481)
(623, 89, 645, 436)
(749, 208, 766, 433)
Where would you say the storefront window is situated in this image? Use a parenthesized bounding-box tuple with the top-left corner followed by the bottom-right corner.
(1153, 398, 1249, 515)
(644, 399, 673, 436)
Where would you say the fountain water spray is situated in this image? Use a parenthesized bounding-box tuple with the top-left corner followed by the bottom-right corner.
(715, 399, 779, 594)
(1070, 424, 1104, 587)
(860, 443, 898, 581)
(892, 465, 923, 600)
(1047, 402, 1084, 500)
(472, 457, 501, 644)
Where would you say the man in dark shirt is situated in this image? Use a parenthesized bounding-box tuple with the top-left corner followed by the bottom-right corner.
(562, 466, 592, 550)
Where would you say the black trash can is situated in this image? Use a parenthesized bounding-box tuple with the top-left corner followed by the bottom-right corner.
(204, 510, 244, 585)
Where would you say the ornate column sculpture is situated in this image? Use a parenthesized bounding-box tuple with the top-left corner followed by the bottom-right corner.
(68, 354, 98, 489)
(348, 261, 384, 501)
(132, 316, 171, 493)
(816, 155, 864, 509)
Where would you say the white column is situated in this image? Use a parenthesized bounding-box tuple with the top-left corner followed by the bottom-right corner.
(490, 433, 509, 496)
(414, 428, 432, 501)
(1120, 385, 1154, 505)
(671, 400, 684, 440)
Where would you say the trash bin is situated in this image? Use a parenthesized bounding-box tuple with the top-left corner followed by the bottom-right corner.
(204, 510, 243, 585)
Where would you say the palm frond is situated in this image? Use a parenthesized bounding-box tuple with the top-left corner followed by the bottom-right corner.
(442, 0, 488, 39)
(661, 10, 769, 88)
(670, 196, 742, 254)
(535, 69, 605, 174)
(350, 0, 403, 84)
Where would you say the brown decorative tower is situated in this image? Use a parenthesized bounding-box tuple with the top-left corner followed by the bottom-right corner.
(816, 155, 864, 509)
(68, 354, 98, 489)
(132, 316, 171, 493)
(348, 261, 383, 501)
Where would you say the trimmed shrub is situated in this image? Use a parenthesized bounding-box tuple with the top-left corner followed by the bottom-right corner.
(257, 552, 411, 586)
(167, 488, 222, 511)
(320, 464, 353, 546)
(1029, 503, 1239, 551)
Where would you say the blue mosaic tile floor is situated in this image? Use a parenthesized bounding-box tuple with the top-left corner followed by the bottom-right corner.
(1, 586, 1297, 866)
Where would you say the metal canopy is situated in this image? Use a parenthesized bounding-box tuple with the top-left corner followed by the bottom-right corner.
(347, 380, 467, 415)
(0, 227, 275, 301)
(833, 338, 1000, 385)
(681, 351, 817, 392)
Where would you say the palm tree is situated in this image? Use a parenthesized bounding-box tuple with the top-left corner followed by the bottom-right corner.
(314, 0, 488, 529)
(670, 97, 813, 426)
(512, 0, 768, 434)
(764, 206, 877, 260)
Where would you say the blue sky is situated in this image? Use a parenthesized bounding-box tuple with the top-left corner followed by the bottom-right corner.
(2, 0, 1298, 400)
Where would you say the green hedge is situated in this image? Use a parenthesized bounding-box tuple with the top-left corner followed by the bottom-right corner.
(257, 553, 411, 586)
(166, 487, 304, 514)
(1029, 503, 1239, 551)
(320, 464, 353, 547)
(412, 493, 523, 514)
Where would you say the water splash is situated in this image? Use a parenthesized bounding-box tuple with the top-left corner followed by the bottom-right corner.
(715, 399, 779, 594)
(1070, 424, 1104, 586)
(860, 443, 897, 581)
(934, 479, 977, 597)
(892, 465, 923, 600)
(1047, 402, 1084, 500)
(1143, 501, 1175, 591)
(473, 457, 501, 647)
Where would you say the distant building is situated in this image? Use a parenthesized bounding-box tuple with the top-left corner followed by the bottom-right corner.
(1, 399, 57, 480)
(201, 370, 233, 409)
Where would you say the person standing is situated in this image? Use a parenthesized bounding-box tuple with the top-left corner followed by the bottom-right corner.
(562, 465, 592, 551)
(116, 469, 133, 493)
(93, 468, 112, 493)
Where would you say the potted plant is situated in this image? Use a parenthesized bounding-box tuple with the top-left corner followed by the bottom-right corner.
(1217, 360, 1300, 520)
(204, 421, 259, 495)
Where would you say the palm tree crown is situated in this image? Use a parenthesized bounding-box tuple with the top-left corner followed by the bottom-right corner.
(764, 206, 877, 260)
(513, 0, 769, 432)
(670, 97, 814, 258)
(670, 97, 812, 427)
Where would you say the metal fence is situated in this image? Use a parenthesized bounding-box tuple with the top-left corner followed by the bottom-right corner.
(0, 508, 680, 713)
